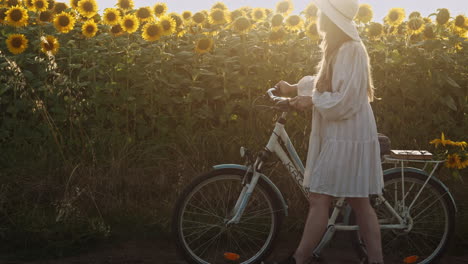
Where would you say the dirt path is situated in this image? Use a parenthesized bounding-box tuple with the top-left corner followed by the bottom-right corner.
(9, 231, 468, 264)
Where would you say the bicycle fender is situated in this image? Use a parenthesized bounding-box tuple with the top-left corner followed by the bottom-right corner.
(213, 164, 289, 216)
(383, 167, 458, 213)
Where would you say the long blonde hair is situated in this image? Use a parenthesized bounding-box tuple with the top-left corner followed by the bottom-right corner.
(315, 12, 375, 101)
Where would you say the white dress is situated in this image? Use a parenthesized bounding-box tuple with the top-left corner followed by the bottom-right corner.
(299, 41, 384, 197)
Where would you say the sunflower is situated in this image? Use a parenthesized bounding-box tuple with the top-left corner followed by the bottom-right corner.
(169, 12, 183, 28)
(367, 22, 383, 38)
(303, 3, 317, 21)
(77, 0, 97, 18)
(120, 14, 139, 33)
(117, 0, 133, 10)
(251, 8, 266, 22)
(40, 35, 59, 54)
(153, 2, 167, 18)
(409, 11, 421, 19)
(195, 37, 213, 54)
(110, 24, 123, 36)
(230, 16, 252, 34)
(285, 15, 302, 31)
(47, 0, 55, 10)
(208, 8, 230, 25)
(461, 158, 468, 169)
(38, 10, 54, 23)
(159, 15, 176, 35)
(229, 9, 244, 21)
(271, 13, 284, 30)
(6, 34, 28, 54)
(406, 16, 425, 35)
(453, 15, 467, 36)
(446, 154, 462, 169)
(423, 23, 436, 39)
(53, 11, 75, 33)
(436, 8, 450, 26)
(384, 8, 405, 26)
(102, 8, 120, 25)
(70, 0, 80, 9)
(181, 10, 191, 22)
(430, 133, 452, 147)
(304, 21, 319, 40)
(5, 5, 29, 27)
(142, 22, 162, 41)
(454, 15, 467, 29)
(192, 11, 205, 25)
(135, 6, 152, 22)
(81, 19, 97, 38)
(32, 0, 48, 12)
(276, 0, 293, 16)
(211, 2, 227, 11)
(53, 2, 67, 13)
(355, 4, 373, 24)
(269, 27, 287, 44)
(25, 0, 35, 10)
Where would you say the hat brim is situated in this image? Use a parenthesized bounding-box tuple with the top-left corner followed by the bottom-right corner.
(312, 0, 361, 41)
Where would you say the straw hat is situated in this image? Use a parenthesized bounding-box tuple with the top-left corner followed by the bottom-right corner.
(312, 0, 361, 41)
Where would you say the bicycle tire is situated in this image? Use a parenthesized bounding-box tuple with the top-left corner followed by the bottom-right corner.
(352, 171, 456, 264)
(172, 168, 284, 264)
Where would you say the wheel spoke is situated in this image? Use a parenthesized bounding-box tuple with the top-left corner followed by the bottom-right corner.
(177, 174, 278, 264)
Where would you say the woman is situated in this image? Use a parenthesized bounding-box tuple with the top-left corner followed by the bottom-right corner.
(269, 0, 385, 263)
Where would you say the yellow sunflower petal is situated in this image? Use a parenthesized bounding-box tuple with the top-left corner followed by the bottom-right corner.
(103, 8, 120, 25)
(53, 11, 76, 33)
(230, 16, 252, 35)
(208, 8, 230, 25)
(159, 15, 176, 35)
(284, 15, 303, 31)
(32, 0, 49, 12)
(40, 35, 60, 55)
(5, 5, 29, 27)
(136, 6, 153, 22)
(385, 8, 405, 27)
(77, 0, 98, 19)
(276, 0, 293, 16)
(117, 0, 133, 10)
(195, 37, 214, 54)
(142, 22, 163, 42)
(6, 33, 28, 54)
(82, 19, 98, 38)
(355, 4, 373, 24)
(153, 2, 167, 18)
(120, 14, 139, 33)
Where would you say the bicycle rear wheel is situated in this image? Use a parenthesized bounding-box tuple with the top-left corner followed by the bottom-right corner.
(353, 171, 455, 264)
(172, 168, 284, 264)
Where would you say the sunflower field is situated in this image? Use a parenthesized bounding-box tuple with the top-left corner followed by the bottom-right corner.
(0, 0, 467, 259)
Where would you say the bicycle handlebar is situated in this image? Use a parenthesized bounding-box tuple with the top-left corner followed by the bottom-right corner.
(266, 87, 291, 112)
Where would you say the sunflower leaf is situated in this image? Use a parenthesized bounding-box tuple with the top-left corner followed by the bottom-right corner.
(442, 95, 457, 111)
(445, 76, 461, 89)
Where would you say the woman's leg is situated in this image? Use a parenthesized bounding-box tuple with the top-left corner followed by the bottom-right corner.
(347, 197, 384, 263)
(293, 193, 333, 264)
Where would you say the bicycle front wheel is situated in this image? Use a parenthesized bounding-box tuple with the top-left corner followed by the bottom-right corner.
(354, 171, 455, 264)
(172, 168, 284, 264)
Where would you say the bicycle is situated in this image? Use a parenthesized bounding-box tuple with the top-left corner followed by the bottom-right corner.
(172, 87, 457, 264)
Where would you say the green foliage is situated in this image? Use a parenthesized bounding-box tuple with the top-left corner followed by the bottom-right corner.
(0, 5, 467, 258)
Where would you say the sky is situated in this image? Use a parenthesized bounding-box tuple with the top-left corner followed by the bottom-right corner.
(95, 0, 467, 22)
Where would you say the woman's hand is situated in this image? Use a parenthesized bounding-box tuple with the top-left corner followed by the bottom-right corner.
(275, 80, 297, 95)
(290, 96, 313, 111)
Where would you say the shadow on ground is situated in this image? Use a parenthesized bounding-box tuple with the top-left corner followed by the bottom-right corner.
(9, 228, 468, 264)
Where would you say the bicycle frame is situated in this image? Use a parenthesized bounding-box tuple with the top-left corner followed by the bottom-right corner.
(223, 110, 448, 256)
